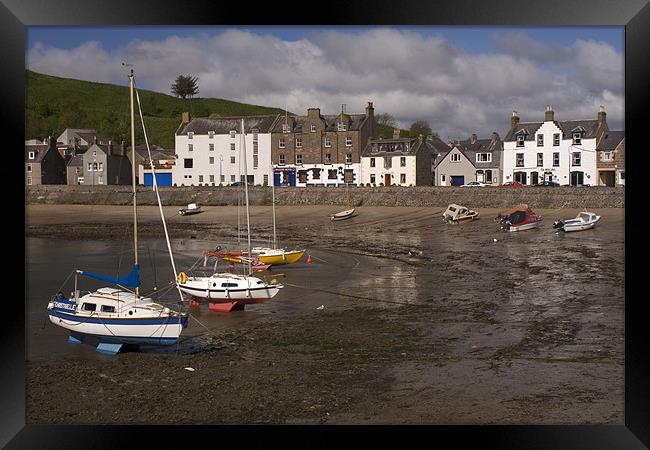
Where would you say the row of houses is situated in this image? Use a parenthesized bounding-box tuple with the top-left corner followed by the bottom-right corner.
(25, 104, 625, 188)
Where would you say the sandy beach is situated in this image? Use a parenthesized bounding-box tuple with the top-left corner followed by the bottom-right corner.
(26, 204, 625, 424)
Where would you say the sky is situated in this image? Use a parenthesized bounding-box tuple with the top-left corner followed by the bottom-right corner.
(26, 26, 624, 140)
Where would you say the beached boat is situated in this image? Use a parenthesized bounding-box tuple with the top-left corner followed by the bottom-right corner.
(330, 208, 356, 221)
(46, 69, 188, 355)
(177, 119, 283, 312)
(553, 211, 600, 232)
(495, 204, 528, 221)
(178, 203, 202, 215)
(500, 207, 543, 232)
(442, 204, 480, 223)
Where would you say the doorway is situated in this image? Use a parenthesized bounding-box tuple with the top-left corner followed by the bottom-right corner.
(384, 174, 391, 186)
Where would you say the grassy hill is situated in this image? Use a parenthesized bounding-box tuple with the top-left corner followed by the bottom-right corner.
(25, 70, 291, 148)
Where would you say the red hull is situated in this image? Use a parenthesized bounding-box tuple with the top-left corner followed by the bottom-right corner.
(191, 296, 272, 313)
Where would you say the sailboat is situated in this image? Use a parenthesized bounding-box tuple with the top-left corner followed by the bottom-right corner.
(46, 69, 188, 355)
(177, 119, 283, 312)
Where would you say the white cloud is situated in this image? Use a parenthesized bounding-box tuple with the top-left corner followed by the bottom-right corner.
(27, 28, 624, 139)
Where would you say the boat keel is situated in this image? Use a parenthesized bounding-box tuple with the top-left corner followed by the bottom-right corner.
(208, 301, 243, 313)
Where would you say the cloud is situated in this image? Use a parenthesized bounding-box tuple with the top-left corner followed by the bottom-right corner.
(27, 28, 624, 139)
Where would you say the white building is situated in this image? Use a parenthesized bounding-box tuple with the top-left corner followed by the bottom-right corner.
(502, 106, 608, 186)
(173, 113, 280, 187)
(360, 136, 433, 186)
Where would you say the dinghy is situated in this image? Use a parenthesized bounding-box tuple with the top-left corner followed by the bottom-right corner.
(330, 208, 356, 221)
(553, 211, 600, 232)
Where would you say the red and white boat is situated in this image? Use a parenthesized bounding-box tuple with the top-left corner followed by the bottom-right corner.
(499, 207, 543, 232)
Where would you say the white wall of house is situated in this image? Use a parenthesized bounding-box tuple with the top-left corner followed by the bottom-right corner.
(173, 131, 273, 186)
(281, 163, 361, 186)
(434, 147, 476, 186)
(503, 121, 597, 186)
(360, 155, 417, 186)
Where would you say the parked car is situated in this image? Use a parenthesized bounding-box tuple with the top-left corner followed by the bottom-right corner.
(460, 181, 488, 187)
(230, 181, 244, 186)
(538, 181, 560, 187)
(500, 181, 524, 188)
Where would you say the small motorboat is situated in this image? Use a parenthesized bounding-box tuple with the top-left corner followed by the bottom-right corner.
(179, 203, 202, 216)
(442, 204, 479, 223)
(553, 211, 601, 232)
(330, 208, 356, 221)
(500, 207, 542, 232)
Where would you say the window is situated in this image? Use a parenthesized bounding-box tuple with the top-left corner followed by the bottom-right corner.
(450, 153, 461, 162)
(188, 132, 194, 139)
(370, 158, 375, 168)
(310, 124, 316, 132)
(82, 303, 96, 312)
(296, 138, 303, 148)
(188, 144, 193, 152)
(220, 174, 225, 183)
(230, 156, 236, 164)
(553, 152, 560, 166)
(384, 157, 392, 169)
(101, 305, 115, 313)
(209, 143, 214, 151)
(298, 171, 308, 183)
(279, 138, 285, 148)
(345, 136, 352, 147)
(26, 164, 32, 172)
(553, 133, 560, 146)
(98, 162, 103, 171)
(572, 152, 581, 166)
(573, 133, 582, 145)
(346, 153, 352, 164)
(184, 175, 192, 179)
(231, 175, 236, 182)
(328, 169, 337, 180)
(184, 158, 193, 168)
(26, 176, 32, 185)
(221, 282, 239, 288)
(87, 162, 93, 171)
(210, 175, 215, 183)
(486, 170, 492, 183)
(208, 131, 214, 139)
(516, 135, 525, 147)
(230, 143, 235, 151)
(263, 174, 268, 185)
(537, 153, 543, 167)
(296, 154, 303, 164)
(28, 151, 35, 159)
(230, 130, 236, 138)
(98, 175, 103, 184)
(209, 157, 214, 165)
(476, 153, 492, 162)
(602, 151, 612, 161)
(253, 155, 258, 169)
(93, 162, 98, 171)
(199, 175, 204, 183)
(370, 174, 375, 184)
(325, 153, 332, 164)
(516, 153, 524, 167)
(621, 172, 625, 180)
(325, 136, 332, 147)
(400, 174, 406, 184)
(279, 154, 285, 165)
(338, 122, 346, 131)
(400, 157, 406, 167)
(537, 134, 544, 146)
(282, 123, 290, 133)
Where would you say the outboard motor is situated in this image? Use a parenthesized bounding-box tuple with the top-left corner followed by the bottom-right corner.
(552, 220, 564, 229)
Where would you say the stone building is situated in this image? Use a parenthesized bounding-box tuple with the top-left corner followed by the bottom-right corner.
(595, 130, 625, 186)
(25, 136, 67, 185)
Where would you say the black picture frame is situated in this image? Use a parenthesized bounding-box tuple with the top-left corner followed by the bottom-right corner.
(7, 0, 649, 447)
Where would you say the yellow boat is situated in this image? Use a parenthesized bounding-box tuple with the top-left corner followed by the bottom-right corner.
(220, 248, 305, 266)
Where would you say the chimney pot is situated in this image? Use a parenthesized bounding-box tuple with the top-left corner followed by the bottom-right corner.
(544, 105, 554, 122)
(511, 110, 520, 128)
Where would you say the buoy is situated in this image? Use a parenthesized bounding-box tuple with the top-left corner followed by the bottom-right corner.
(307, 255, 313, 264)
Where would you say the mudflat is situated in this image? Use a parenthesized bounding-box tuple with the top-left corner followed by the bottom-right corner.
(26, 204, 624, 424)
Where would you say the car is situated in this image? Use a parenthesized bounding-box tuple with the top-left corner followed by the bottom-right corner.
(500, 181, 524, 188)
(460, 181, 488, 187)
(538, 181, 560, 187)
(230, 181, 244, 186)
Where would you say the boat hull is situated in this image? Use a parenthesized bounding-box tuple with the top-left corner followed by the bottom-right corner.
(506, 220, 542, 232)
(257, 250, 305, 265)
(178, 283, 281, 302)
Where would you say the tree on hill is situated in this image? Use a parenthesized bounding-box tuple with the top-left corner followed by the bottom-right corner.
(409, 120, 432, 138)
(171, 74, 200, 99)
(376, 112, 397, 128)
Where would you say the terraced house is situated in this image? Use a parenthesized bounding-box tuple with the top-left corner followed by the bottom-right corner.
(595, 130, 625, 186)
(433, 133, 503, 186)
(503, 105, 608, 186)
(270, 102, 378, 187)
(25, 136, 66, 185)
(173, 113, 280, 187)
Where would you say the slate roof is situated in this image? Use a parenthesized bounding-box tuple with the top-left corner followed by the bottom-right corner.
(504, 119, 600, 142)
(270, 113, 369, 133)
(596, 130, 625, 151)
(176, 115, 280, 136)
(25, 144, 50, 163)
(433, 135, 502, 169)
(362, 138, 430, 157)
(67, 154, 84, 167)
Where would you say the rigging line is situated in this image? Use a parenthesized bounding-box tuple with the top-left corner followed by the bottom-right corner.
(134, 79, 184, 305)
(281, 282, 420, 307)
(55, 269, 76, 294)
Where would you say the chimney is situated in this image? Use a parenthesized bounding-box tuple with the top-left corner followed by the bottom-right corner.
(365, 101, 374, 118)
(418, 134, 424, 142)
(393, 128, 400, 139)
(544, 105, 554, 122)
(491, 132, 499, 143)
(93, 135, 97, 144)
(511, 111, 520, 129)
(307, 108, 321, 119)
(469, 133, 478, 144)
(107, 140, 113, 156)
(598, 105, 607, 127)
(181, 111, 191, 123)
(120, 140, 126, 157)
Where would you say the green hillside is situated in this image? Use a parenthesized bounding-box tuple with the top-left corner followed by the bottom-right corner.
(25, 70, 291, 148)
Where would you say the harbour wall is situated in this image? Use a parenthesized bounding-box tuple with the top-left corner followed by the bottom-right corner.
(26, 185, 625, 208)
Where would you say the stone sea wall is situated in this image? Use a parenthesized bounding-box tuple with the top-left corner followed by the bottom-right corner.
(26, 185, 625, 208)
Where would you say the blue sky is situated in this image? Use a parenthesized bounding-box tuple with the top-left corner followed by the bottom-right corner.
(26, 26, 624, 138)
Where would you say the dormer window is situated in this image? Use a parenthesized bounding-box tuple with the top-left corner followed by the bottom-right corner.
(516, 135, 525, 147)
(282, 124, 290, 133)
(230, 130, 236, 138)
(338, 122, 347, 131)
(310, 124, 316, 133)
(208, 131, 215, 139)
(572, 133, 582, 145)
(188, 132, 194, 139)
(28, 151, 35, 159)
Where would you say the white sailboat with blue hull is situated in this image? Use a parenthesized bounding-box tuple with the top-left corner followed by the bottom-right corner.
(46, 69, 188, 355)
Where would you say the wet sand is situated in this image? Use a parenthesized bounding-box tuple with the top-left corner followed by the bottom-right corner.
(26, 204, 624, 424)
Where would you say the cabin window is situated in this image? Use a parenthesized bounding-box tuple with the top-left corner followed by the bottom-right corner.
(516, 153, 524, 167)
(553, 133, 560, 146)
(213, 283, 217, 287)
(553, 152, 560, 166)
(279, 138, 285, 149)
(537, 153, 543, 167)
(537, 134, 544, 146)
(325, 136, 332, 147)
(100, 305, 115, 313)
(221, 283, 239, 288)
(516, 135, 525, 147)
(400, 157, 406, 167)
(82, 303, 97, 311)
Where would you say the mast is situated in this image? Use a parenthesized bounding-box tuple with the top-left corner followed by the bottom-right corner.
(241, 119, 252, 275)
(129, 70, 139, 298)
(271, 161, 277, 249)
